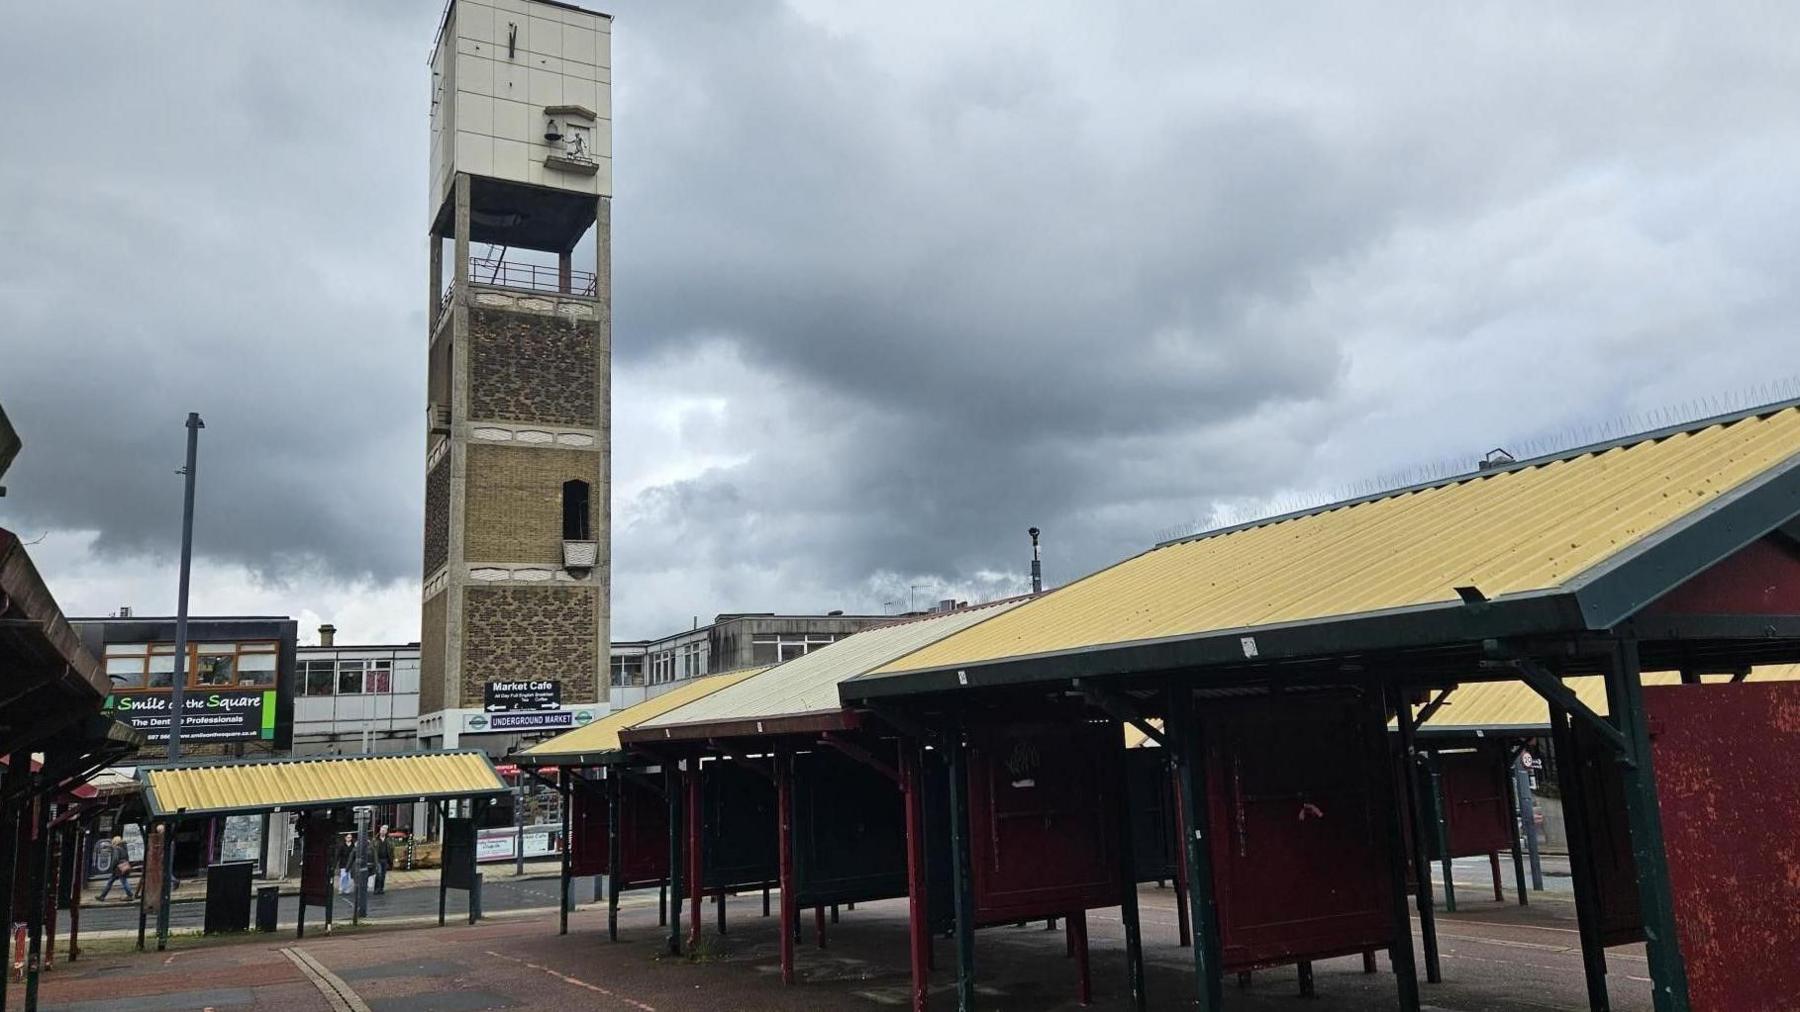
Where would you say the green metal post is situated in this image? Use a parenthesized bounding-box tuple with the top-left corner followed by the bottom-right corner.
(947, 732, 978, 1012)
(1549, 705, 1611, 1012)
(1503, 757, 1528, 905)
(1114, 726, 1146, 1010)
(1603, 641, 1692, 1012)
(607, 775, 622, 942)
(1169, 683, 1222, 1011)
(1393, 696, 1442, 983)
(1427, 754, 1456, 913)
(558, 774, 571, 937)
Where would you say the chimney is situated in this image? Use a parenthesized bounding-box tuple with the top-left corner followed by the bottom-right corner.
(318, 623, 337, 648)
(118, 605, 133, 618)
(1028, 527, 1043, 594)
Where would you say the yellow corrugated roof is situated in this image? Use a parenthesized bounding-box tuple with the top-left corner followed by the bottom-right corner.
(872, 407, 1800, 678)
(1123, 720, 1161, 749)
(637, 603, 1027, 733)
(521, 665, 771, 760)
(141, 752, 506, 816)
(1419, 664, 1800, 730)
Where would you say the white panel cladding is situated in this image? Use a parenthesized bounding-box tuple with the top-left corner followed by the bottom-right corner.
(432, 0, 613, 207)
(293, 646, 424, 748)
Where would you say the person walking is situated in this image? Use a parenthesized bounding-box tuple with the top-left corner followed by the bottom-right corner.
(336, 833, 355, 896)
(373, 826, 393, 894)
(96, 836, 134, 901)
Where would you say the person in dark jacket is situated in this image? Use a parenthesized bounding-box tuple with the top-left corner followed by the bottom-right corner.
(373, 826, 393, 894)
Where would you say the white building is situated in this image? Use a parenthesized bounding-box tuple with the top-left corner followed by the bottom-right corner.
(291, 624, 422, 756)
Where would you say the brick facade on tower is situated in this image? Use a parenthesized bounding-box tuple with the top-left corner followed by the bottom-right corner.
(461, 586, 599, 705)
(468, 306, 598, 427)
(423, 456, 450, 578)
(462, 443, 602, 565)
(419, 592, 448, 716)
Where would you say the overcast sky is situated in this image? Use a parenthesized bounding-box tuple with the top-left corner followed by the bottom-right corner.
(3, 1, 1798, 644)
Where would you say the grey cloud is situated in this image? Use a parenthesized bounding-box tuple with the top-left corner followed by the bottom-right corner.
(5, 1, 1800, 639)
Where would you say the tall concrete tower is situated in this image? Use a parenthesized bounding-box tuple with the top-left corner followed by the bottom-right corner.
(419, 0, 612, 749)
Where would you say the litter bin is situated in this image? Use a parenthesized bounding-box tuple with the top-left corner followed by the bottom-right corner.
(255, 885, 281, 933)
(203, 861, 256, 934)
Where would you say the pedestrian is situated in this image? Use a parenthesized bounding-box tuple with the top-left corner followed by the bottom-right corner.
(336, 833, 354, 896)
(96, 836, 134, 901)
(373, 825, 393, 894)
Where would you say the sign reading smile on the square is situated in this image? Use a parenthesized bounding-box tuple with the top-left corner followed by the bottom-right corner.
(105, 690, 277, 743)
(483, 679, 561, 712)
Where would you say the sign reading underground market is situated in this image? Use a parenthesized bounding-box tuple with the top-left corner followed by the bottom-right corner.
(483, 679, 562, 712)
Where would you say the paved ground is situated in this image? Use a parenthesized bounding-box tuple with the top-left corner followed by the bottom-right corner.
(31, 859, 1652, 1012)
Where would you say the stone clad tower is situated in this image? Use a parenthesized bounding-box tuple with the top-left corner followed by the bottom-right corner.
(419, 0, 612, 748)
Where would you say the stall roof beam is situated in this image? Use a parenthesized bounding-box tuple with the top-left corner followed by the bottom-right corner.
(1505, 658, 1633, 763)
(1074, 679, 1167, 747)
(139, 750, 507, 817)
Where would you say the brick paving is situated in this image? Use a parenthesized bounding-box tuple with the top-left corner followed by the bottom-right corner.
(36, 880, 1656, 1011)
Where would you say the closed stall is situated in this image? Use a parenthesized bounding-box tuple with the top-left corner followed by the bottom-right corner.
(569, 773, 667, 886)
(791, 749, 908, 908)
(965, 719, 1122, 924)
(1203, 693, 1394, 972)
(1434, 746, 1513, 859)
(1125, 747, 1177, 885)
(700, 760, 778, 892)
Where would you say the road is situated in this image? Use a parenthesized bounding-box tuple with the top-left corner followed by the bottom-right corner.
(76, 871, 581, 934)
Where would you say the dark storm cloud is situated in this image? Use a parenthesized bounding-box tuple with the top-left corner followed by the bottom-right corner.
(4, 1, 1799, 636)
(0, 2, 433, 578)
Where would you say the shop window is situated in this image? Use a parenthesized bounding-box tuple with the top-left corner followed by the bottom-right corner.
(338, 660, 366, 695)
(237, 646, 278, 688)
(301, 659, 336, 696)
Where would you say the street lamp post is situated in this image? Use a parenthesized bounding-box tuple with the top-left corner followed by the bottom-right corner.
(167, 412, 204, 762)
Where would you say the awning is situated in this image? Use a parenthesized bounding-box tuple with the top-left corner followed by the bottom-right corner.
(1, 528, 114, 753)
(139, 750, 507, 817)
(847, 400, 1800, 700)
(517, 665, 771, 766)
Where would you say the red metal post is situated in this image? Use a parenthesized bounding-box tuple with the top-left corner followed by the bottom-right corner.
(687, 764, 703, 953)
(1489, 851, 1503, 902)
(777, 750, 795, 985)
(902, 743, 930, 1012)
(1071, 910, 1090, 1006)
